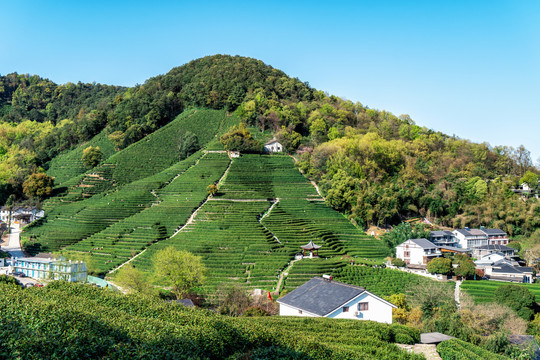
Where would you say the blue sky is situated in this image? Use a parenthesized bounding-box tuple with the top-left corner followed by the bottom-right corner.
(1, 1, 539, 163)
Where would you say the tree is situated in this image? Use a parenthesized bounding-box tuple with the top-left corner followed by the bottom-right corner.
(391, 258, 406, 267)
(520, 170, 539, 191)
(219, 123, 262, 153)
(495, 284, 535, 320)
(217, 284, 251, 316)
(153, 247, 206, 299)
(427, 257, 453, 275)
(114, 264, 151, 295)
(207, 184, 218, 196)
(454, 259, 476, 278)
(22, 173, 54, 199)
(82, 146, 103, 168)
(178, 131, 199, 160)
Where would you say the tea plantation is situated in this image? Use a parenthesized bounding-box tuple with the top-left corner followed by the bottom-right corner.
(461, 280, 540, 303)
(0, 281, 426, 360)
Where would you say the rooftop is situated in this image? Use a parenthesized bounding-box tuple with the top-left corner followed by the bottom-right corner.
(277, 277, 367, 316)
(482, 228, 506, 236)
(409, 238, 438, 249)
(475, 244, 514, 252)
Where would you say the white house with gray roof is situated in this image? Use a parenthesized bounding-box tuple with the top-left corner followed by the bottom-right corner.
(395, 238, 441, 265)
(277, 277, 396, 323)
(453, 229, 489, 248)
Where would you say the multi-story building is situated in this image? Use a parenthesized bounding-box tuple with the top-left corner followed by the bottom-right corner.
(13, 257, 87, 282)
(429, 230, 457, 247)
(395, 238, 441, 265)
(481, 228, 509, 245)
(453, 228, 489, 248)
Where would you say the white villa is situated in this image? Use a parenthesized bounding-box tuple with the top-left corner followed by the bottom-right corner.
(277, 277, 396, 324)
(395, 238, 441, 265)
(13, 257, 87, 282)
(264, 139, 283, 153)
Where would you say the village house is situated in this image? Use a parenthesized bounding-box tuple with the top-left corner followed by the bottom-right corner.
(429, 230, 457, 247)
(472, 244, 516, 258)
(277, 277, 396, 324)
(453, 228, 489, 249)
(264, 139, 283, 153)
(474, 253, 533, 283)
(13, 257, 87, 282)
(0, 206, 45, 225)
(482, 228, 509, 246)
(395, 238, 441, 265)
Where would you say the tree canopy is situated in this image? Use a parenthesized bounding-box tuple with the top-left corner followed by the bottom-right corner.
(153, 246, 206, 299)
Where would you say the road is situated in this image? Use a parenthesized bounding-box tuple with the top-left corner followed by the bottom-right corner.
(1, 223, 24, 259)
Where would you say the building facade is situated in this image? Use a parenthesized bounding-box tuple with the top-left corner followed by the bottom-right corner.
(13, 257, 87, 282)
(395, 238, 441, 265)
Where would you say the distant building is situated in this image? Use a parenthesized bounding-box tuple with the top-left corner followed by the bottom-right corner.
(277, 277, 396, 324)
(395, 238, 441, 265)
(453, 229, 489, 248)
(472, 244, 515, 258)
(0, 207, 44, 225)
(13, 257, 87, 282)
(475, 253, 533, 283)
(264, 139, 283, 153)
(429, 230, 457, 247)
(481, 228, 509, 246)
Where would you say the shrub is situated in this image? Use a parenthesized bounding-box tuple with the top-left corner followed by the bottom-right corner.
(391, 258, 406, 267)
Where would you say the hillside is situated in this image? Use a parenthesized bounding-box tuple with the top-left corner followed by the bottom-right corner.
(2, 55, 538, 236)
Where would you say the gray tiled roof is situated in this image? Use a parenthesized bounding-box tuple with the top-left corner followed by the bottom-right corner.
(430, 231, 453, 237)
(475, 244, 514, 252)
(482, 228, 507, 236)
(277, 277, 366, 316)
(469, 229, 486, 236)
(455, 229, 472, 236)
(492, 263, 533, 275)
(410, 238, 438, 249)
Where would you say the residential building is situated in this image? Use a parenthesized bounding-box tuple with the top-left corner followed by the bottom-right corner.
(0, 207, 45, 225)
(453, 229, 489, 248)
(475, 254, 533, 283)
(481, 228, 509, 246)
(429, 230, 457, 247)
(264, 139, 283, 153)
(395, 238, 441, 265)
(13, 257, 87, 282)
(472, 244, 515, 258)
(277, 277, 396, 324)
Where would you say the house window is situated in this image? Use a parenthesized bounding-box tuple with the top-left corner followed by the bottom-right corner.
(343, 306, 349, 312)
(358, 302, 369, 311)
(298, 310, 302, 314)
(404, 251, 410, 257)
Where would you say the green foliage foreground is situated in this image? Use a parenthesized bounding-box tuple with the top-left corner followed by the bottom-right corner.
(0, 282, 424, 360)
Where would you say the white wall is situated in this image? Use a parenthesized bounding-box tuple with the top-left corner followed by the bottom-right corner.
(396, 240, 426, 265)
(279, 303, 320, 317)
(327, 292, 393, 324)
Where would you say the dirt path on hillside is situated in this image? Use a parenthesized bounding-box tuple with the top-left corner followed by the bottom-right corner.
(108, 157, 233, 275)
(397, 344, 442, 360)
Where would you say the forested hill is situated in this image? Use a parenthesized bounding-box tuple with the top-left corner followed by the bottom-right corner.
(1, 55, 539, 235)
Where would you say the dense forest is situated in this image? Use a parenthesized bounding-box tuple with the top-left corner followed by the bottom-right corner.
(1, 54, 538, 235)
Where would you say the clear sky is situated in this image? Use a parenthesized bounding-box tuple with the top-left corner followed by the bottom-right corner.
(1, 1, 539, 163)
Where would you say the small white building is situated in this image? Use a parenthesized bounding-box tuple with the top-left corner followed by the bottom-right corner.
(277, 277, 396, 324)
(0, 206, 45, 225)
(264, 139, 283, 153)
(13, 257, 87, 282)
(453, 229, 489, 248)
(395, 238, 441, 265)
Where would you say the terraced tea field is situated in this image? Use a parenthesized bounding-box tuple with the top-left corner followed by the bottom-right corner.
(63, 153, 230, 274)
(461, 280, 540, 303)
(132, 200, 291, 291)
